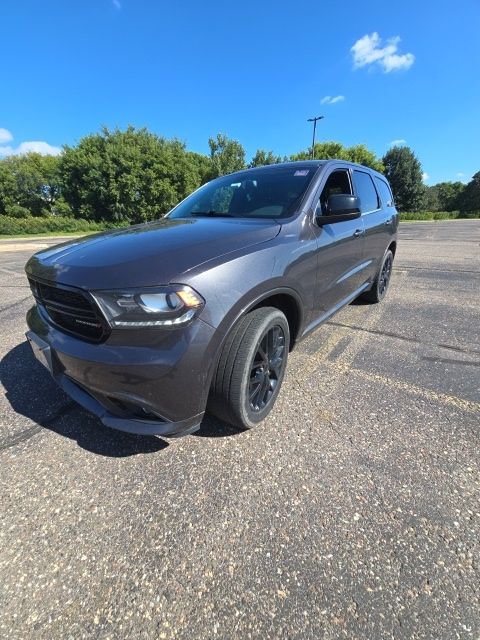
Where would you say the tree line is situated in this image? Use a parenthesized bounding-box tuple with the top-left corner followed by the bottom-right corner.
(0, 126, 478, 224)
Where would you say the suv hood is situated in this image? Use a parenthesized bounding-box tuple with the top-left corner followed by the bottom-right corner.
(25, 217, 281, 290)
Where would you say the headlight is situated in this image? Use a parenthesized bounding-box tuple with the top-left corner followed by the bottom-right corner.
(91, 285, 205, 328)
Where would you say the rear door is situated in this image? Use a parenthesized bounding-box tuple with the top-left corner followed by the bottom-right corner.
(352, 170, 393, 280)
(310, 166, 368, 319)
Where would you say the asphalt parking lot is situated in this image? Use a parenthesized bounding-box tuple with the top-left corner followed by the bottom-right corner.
(1, 221, 479, 639)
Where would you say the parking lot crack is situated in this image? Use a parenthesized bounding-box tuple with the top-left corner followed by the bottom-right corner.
(396, 265, 480, 274)
(327, 320, 480, 356)
(0, 401, 76, 452)
(0, 296, 32, 315)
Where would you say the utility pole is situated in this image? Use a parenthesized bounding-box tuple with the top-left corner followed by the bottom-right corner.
(307, 116, 324, 159)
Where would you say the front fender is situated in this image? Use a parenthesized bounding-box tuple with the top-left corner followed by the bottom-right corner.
(183, 250, 313, 409)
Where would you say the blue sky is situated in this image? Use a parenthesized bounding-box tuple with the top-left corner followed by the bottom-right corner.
(1, 0, 479, 184)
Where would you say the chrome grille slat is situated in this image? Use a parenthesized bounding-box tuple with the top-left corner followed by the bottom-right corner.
(43, 302, 98, 320)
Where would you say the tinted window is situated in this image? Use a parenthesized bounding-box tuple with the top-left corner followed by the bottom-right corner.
(316, 170, 352, 215)
(374, 177, 394, 207)
(353, 170, 379, 213)
(169, 166, 317, 219)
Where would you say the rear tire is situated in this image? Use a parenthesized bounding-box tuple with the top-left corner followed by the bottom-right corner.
(208, 307, 290, 429)
(361, 249, 394, 304)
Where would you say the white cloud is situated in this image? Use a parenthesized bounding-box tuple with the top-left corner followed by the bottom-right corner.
(112, 0, 121, 8)
(0, 132, 62, 157)
(15, 141, 61, 155)
(351, 32, 415, 72)
(422, 172, 429, 183)
(389, 139, 406, 146)
(321, 95, 345, 105)
(0, 128, 13, 144)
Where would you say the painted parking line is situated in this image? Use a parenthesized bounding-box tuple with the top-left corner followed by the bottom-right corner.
(328, 361, 480, 415)
(327, 320, 480, 356)
(289, 269, 480, 416)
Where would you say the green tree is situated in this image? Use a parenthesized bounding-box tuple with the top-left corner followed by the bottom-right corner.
(382, 146, 424, 212)
(249, 149, 283, 168)
(423, 185, 441, 211)
(458, 171, 480, 212)
(0, 160, 17, 214)
(434, 181, 465, 211)
(186, 151, 212, 185)
(0, 153, 61, 216)
(60, 127, 203, 223)
(208, 133, 246, 178)
(345, 144, 384, 173)
(290, 141, 383, 172)
(290, 141, 345, 162)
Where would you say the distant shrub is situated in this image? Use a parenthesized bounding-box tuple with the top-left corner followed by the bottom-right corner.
(52, 198, 74, 217)
(400, 211, 434, 220)
(459, 210, 480, 219)
(433, 211, 458, 220)
(399, 211, 480, 221)
(0, 215, 128, 235)
(5, 204, 31, 219)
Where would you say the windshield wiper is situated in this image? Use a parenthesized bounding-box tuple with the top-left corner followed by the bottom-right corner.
(190, 211, 236, 218)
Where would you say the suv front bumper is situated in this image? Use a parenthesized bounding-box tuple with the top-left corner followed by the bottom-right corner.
(26, 305, 218, 437)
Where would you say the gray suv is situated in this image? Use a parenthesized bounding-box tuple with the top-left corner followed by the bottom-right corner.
(25, 160, 398, 437)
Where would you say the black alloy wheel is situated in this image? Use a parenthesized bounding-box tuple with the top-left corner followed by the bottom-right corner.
(378, 252, 393, 297)
(208, 307, 290, 429)
(361, 248, 394, 304)
(249, 325, 286, 412)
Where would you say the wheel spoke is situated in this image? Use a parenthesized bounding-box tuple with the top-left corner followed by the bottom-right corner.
(258, 373, 271, 408)
(249, 370, 264, 385)
(251, 357, 264, 371)
(249, 382, 262, 405)
(257, 341, 268, 363)
(266, 328, 275, 359)
(269, 355, 283, 378)
(249, 371, 264, 405)
(269, 342, 284, 375)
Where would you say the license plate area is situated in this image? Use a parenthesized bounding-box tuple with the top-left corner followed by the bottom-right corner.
(26, 332, 53, 374)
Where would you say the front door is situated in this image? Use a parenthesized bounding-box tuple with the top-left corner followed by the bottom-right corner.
(310, 167, 368, 320)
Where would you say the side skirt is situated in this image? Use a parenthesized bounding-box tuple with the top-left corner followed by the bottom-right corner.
(300, 281, 371, 340)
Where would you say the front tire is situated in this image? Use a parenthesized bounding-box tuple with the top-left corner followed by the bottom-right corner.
(361, 249, 394, 303)
(208, 307, 290, 429)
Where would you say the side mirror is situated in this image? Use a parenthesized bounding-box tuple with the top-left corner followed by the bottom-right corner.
(316, 194, 361, 225)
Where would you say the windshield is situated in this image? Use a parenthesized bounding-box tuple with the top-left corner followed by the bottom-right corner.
(168, 166, 317, 220)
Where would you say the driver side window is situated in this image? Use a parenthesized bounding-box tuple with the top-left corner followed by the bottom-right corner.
(315, 170, 352, 216)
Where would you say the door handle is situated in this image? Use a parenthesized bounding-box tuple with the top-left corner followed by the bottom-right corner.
(353, 229, 364, 238)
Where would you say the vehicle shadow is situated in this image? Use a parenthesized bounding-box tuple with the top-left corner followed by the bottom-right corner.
(350, 296, 370, 306)
(195, 414, 247, 438)
(1, 341, 169, 457)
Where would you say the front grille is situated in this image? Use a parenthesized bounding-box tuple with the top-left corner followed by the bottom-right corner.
(28, 277, 109, 342)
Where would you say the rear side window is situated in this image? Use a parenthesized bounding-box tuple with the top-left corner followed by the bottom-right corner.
(352, 170, 379, 213)
(374, 177, 394, 207)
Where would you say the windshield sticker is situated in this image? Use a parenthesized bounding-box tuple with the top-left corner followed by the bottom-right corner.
(294, 170, 309, 176)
